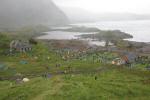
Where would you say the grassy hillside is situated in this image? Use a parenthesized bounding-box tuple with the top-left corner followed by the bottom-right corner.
(0, 33, 150, 100)
(0, 67, 150, 100)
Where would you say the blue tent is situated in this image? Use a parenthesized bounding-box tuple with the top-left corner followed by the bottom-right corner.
(0, 63, 8, 70)
(20, 60, 28, 64)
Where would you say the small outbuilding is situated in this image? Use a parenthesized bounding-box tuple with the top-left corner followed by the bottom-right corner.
(112, 52, 137, 66)
(121, 52, 137, 64)
(10, 40, 32, 53)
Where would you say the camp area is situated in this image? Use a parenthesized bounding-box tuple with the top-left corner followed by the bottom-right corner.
(0, 33, 150, 100)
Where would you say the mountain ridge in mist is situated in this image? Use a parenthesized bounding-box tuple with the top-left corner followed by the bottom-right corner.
(61, 7, 150, 23)
(0, 0, 69, 30)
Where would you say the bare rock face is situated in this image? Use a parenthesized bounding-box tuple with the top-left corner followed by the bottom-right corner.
(0, 0, 69, 29)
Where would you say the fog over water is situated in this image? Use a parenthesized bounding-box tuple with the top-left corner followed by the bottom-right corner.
(51, 0, 150, 43)
(72, 20, 150, 42)
(0, 0, 150, 43)
(38, 20, 150, 43)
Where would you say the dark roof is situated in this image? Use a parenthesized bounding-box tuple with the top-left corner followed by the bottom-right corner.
(15, 42, 32, 49)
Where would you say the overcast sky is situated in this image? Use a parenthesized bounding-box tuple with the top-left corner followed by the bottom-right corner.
(53, 0, 150, 14)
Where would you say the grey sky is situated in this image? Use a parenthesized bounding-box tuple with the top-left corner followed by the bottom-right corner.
(53, 0, 150, 14)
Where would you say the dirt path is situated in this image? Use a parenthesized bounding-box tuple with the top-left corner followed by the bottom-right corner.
(32, 77, 64, 100)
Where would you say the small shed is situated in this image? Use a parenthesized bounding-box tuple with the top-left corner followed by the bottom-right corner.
(10, 40, 32, 53)
(121, 52, 137, 64)
(112, 52, 137, 66)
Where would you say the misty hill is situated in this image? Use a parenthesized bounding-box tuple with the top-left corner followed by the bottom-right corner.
(0, 0, 69, 30)
(60, 7, 97, 23)
(61, 7, 150, 23)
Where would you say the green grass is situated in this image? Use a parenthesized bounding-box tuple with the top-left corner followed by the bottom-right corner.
(0, 68, 150, 100)
(0, 33, 150, 100)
